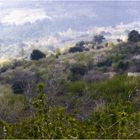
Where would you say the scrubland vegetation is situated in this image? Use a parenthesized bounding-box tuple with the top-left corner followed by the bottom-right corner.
(1, 30, 140, 138)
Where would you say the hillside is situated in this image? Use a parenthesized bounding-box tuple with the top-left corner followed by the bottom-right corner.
(0, 30, 140, 138)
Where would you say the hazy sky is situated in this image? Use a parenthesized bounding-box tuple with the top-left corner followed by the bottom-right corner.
(0, 1, 140, 25)
(0, 0, 140, 42)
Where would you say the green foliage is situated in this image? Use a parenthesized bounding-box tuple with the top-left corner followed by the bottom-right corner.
(3, 36, 140, 138)
(0, 92, 27, 123)
(68, 81, 86, 96)
(107, 54, 125, 63)
(1, 76, 140, 138)
(88, 75, 138, 102)
(77, 53, 90, 62)
(76, 53, 93, 70)
(112, 41, 140, 55)
(37, 83, 45, 93)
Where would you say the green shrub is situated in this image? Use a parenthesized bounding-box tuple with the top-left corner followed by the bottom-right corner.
(107, 54, 125, 63)
(68, 81, 86, 96)
(87, 75, 138, 102)
(1, 76, 140, 139)
(37, 83, 45, 93)
(0, 92, 26, 123)
(76, 53, 93, 70)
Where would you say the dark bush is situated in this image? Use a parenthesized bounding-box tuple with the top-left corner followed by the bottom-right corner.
(70, 64, 88, 76)
(128, 30, 140, 42)
(84, 48, 90, 51)
(118, 61, 129, 71)
(69, 64, 88, 81)
(93, 35, 105, 44)
(114, 61, 129, 72)
(12, 80, 26, 94)
(97, 59, 112, 67)
(30, 49, 46, 60)
(95, 45, 104, 50)
(11, 71, 36, 96)
(69, 41, 88, 53)
(0, 66, 8, 73)
(76, 41, 85, 47)
(69, 46, 85, 53)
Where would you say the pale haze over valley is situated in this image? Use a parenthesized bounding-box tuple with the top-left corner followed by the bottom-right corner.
(0, 0, 140, 62)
